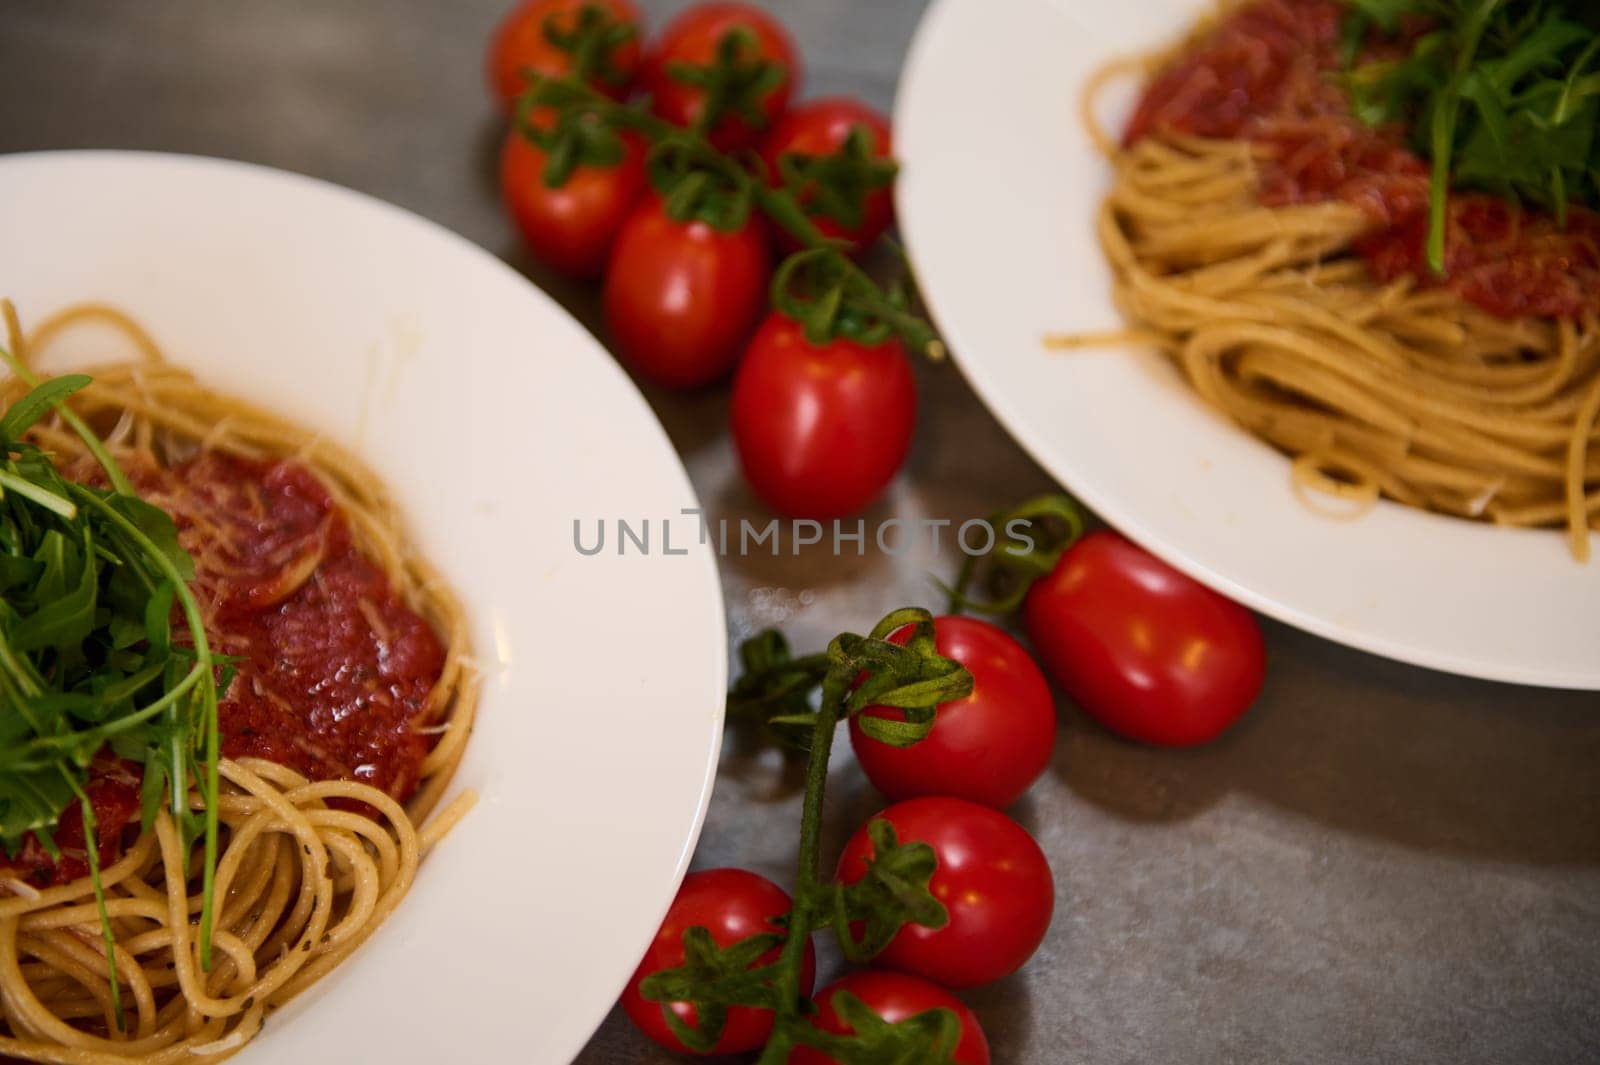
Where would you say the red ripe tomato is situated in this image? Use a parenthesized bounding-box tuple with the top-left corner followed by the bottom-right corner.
(621, 868, 817, 1055)
(837, 798, 1053, 990)
(1022, 531, 1266, 747)
(603, 197, 770, 389)
(487, 0, 642, 110)
(730, 313, 916, 518)
(499, 127, 646, 280)
(851, 616, 1055, 809)
(642, 2, 801, 149)
(789, 970, 990, 1065)
(759, 97, 895, 250)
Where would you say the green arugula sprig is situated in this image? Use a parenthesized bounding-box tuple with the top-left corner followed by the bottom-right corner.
(1342, 0, 1600, 272)
(0, 353, 228, 1027)
(640, 608, 976, 1062)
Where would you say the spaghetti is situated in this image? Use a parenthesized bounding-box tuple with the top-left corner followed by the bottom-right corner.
(0, 302, 478, 1063)
(1056, 0, 1600, 560)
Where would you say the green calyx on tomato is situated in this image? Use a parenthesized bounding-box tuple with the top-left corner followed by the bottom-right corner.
(943, 493, 1087, 615)
(794, 973, 990, 1065)
(636, 608, 975, 1064)
(772, 123, 898, 233)
(537, 1, 638, 93)
(768, 246, 942, 357)
(487, 0, 642, 111)
(647, 135, 756, 232)
(838, 798, 1055, 990)
(850, 616, 1056, 809)
(797, 989, 974, 1064)
(829, 818, 948, 964)
(665, 25, 790, 138)
(635, 924, 786, 1052)
(512, 105, 630, 190)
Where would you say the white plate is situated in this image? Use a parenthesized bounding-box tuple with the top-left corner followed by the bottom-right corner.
(896, 0, 1600, 689)
(0, 151, 727, 1062)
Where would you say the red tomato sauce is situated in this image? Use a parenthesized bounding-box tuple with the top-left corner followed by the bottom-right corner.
(1123, 0, 1600, 320)
(2, 453, 444, 888)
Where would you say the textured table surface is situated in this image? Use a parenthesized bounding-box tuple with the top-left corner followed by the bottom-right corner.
(2, 3, 1597, 1063)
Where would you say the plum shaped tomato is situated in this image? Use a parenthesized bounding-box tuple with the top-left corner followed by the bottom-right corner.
(499, 126, 646, 280)
(730, 312, 916, 518)
(603, 195, 771, 389)
(1022, 530, 1265, 746)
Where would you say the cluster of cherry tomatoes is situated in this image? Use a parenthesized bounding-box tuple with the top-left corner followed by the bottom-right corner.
(617, 525, 1268, 1059)
(489, 0, 916, 520)
(626, 614, 1058, 1062)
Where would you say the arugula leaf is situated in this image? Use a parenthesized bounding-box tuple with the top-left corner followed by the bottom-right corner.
(0, 760, 75, 858)
(0, 362, 224, 971)
(1344, 0, 1600, 270)
(14, 530, 98, 654)
(0, 375, 91, 440)
(1344, 0, 1430, 31)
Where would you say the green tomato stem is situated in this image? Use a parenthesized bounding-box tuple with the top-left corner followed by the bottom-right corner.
(754, 670, 847, 1065)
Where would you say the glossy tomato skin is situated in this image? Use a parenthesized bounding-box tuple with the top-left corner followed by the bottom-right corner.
(837, 798, 1054, 990)
(642, 2, 801, 149)
(603, 197, 770, 389)
(1022, 531, 1266, 747)
(487, 0, 642, 110)
(789, 970, 990, 1065)
(851, 616, 1054, 808)
(730, 313, 916, 518)
(499, 128, 646, 280)
(759, 97, 894, 250)
(622, 868, 817, 1055)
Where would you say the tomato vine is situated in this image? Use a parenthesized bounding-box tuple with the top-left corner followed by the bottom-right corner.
(510, 64, 944, 360)
(639, 607, 978, 1062)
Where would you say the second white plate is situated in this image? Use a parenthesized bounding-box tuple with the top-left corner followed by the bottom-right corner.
(895, 0, 1600, 690)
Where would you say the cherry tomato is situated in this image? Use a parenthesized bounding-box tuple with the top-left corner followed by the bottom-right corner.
(760, 97, 895, 251)
(622, 868, 817, 1055)
(730, 313, 916, 518)
(851, 616, 1055, 809)
(642, 2, 801, 149)
(837, 798, 1053, 990)
(487, 0, 642, 110)
(499, 128, 646, 279)
(789, 970, 990, 1065)
(1022, 531, 1266, 747)
(603, 197, 770, 389)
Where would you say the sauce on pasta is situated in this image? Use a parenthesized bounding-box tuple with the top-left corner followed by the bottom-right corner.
(1, 452, 445, 889)
(1123, 0, 1600, 321)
